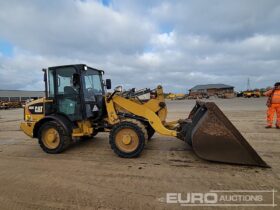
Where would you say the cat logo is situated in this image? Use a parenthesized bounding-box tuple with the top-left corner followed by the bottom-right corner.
(35, 106, 43, 113)
(28, 103, 44, 114)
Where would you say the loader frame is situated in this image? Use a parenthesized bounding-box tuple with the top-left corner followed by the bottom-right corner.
(106, 85, 178, 137)
(20, 64, 269, 167)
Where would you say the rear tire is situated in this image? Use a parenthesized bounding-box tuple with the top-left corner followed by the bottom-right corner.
(38, 121, 71, 154)
(109, 121, 146, 158)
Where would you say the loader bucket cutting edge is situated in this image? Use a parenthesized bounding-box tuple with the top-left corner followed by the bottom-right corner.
(179, 101, 269, 167)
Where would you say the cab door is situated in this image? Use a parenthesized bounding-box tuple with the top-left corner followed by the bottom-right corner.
(82, 69, 105, 120)
(48, 66, 83, 121)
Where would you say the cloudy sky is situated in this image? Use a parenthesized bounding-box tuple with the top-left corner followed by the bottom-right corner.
(0, 0, 279, 92)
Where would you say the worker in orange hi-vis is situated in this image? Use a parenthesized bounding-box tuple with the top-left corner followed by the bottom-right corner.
(264, 82, 280, 129)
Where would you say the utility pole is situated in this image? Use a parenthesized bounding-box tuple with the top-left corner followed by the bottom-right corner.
(247, 78, 251, 91)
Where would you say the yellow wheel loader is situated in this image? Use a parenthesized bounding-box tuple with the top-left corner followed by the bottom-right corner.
(20, 64, 269, 167)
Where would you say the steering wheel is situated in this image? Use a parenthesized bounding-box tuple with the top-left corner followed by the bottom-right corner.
(85, 88, 95, 100)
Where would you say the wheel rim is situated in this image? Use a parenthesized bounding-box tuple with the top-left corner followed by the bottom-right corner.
(115, 128, 139, 153)
(42, 128, 60, 149)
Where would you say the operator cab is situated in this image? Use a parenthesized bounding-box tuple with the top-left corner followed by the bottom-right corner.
(43, 64, 111, 122)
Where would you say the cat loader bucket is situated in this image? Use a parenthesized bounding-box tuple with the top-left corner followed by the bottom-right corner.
(178, 101, 269, 167)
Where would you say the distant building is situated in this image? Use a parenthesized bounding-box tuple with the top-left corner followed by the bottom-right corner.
(189, 84, 234, 96)
(0, 90, 45, 102)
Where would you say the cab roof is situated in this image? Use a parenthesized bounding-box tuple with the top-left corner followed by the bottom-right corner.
(47, 64, 104, 74)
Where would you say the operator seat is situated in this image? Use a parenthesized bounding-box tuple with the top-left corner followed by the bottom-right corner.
(58, 86, 78, 117)
(64, 86, 77, 95)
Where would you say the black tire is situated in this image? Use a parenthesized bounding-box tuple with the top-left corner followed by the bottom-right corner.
(140, 121, 155, 140)
(109, 121, 146, 158)
(92, 131, 98, 137)
(38, 121, 72, 154)
(146, 124, 155, 140)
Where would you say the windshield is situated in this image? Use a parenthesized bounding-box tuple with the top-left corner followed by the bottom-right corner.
(83, 70, 103, 101)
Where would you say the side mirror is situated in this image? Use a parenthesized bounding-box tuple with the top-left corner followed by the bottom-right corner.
(72, 73, 80, 87)
(114, 85, 123, 92)
(105, 79, 111, 89)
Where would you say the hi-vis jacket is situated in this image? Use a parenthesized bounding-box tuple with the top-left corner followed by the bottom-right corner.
(264, 89, 280, 104)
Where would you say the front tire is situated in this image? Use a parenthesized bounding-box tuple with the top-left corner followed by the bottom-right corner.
(146, 124, 155, 140)
(109, 121, 146, 158)
(38, 121, 71, 154)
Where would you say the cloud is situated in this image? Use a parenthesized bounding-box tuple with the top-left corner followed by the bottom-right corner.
(0, 0, 279, 92)
(0, 0, 153, 56)
(148, 0, 280, 39)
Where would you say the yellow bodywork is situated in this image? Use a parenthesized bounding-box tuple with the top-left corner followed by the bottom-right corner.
(20, 98, 47, 137)
(105, 85, 177, 137)
(20, 122, 35, 137)
(243, 90, 261, 98)
(72, 121, 94, 137)
(166, 93, 186, 100)
(21, 85, 179, 138)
